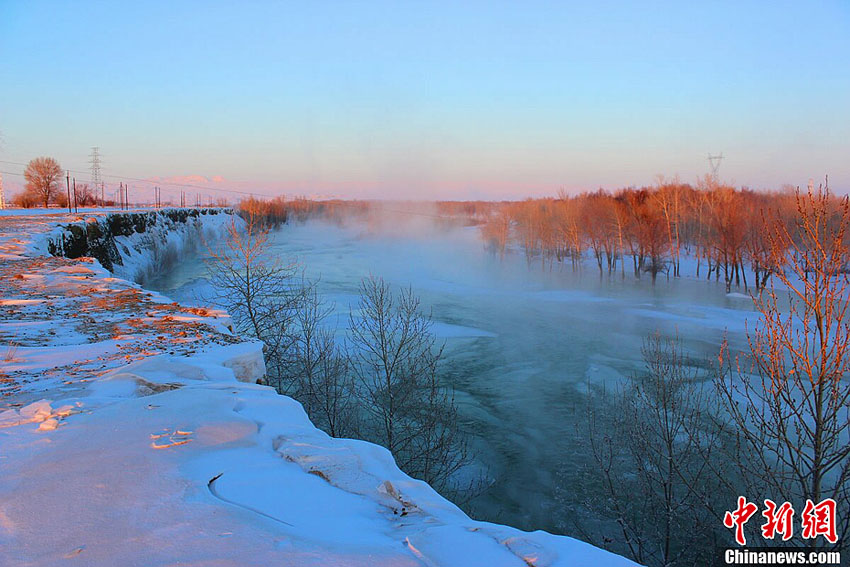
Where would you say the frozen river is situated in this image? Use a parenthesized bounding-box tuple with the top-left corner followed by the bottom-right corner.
(148, 218, 757, 535)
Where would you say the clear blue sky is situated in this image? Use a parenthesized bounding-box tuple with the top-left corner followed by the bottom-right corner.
(1, 1, 848, 199)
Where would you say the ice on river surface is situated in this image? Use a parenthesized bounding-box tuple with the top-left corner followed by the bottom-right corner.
(148, 217, 756, 534)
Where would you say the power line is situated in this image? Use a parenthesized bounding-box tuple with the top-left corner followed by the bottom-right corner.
(1, 169, 28, 177)
(0, 159, 258, 198)
(0, 164, 454, 220)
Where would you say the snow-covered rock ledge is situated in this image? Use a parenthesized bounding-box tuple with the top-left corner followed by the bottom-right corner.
(40, 208, 232, 283)
(0, 210, 636, 566)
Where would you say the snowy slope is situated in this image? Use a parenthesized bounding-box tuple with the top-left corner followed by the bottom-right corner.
(0, 210, 638, 567)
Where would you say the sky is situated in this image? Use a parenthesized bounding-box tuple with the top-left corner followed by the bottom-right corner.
(1, 1, 849, 200)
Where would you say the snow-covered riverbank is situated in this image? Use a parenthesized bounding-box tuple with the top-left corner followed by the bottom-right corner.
(0, 209, 636, 566)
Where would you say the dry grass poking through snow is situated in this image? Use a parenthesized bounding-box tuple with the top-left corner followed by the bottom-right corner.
(0, 217, 241, 410)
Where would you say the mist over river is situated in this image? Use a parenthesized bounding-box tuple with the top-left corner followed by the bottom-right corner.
(148, 217, 757, 535)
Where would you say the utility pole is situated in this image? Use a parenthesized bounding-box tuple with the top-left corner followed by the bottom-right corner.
(66, 171, 72, 213)
(72, 177, 78, 213)
(89, 147, 102, 207)
(0, 172, 5, 210)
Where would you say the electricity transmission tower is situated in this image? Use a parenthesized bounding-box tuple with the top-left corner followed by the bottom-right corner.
(89, 147, 104, 206)
(707, 152, 723, 183)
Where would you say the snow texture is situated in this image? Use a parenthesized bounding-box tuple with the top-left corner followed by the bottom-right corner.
(0, 209, 637, 566)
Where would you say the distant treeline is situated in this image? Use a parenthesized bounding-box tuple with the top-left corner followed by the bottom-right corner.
(238, 180, 843, 292)
(479, 181, 844, 291)
(237, 196, 477, 231)
(238, 196, 371, 227)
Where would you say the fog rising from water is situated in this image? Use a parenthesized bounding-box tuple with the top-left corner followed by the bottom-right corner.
(149, 214, 757, 534)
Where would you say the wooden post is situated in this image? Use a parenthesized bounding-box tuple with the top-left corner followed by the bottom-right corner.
(66, 171, 72, 213)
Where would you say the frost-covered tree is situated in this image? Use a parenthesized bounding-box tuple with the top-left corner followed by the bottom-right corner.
(290, 285, 356, 438)
(349, 277, 470, 492)
(581, 335, 725, 566)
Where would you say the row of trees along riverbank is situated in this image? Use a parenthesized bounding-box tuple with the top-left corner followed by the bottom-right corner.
(236, 178, 842, 294)
(478, 178, 841, 292)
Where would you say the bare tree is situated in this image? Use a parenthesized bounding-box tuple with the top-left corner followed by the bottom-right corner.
(290, 285, 356, 438)
(581, 191, 620, 275)
(24, 157, 62, 208)
(74, 183, 97, 207)
(617, 189, 668, 282)
(582, 334, 724, 566)
(11, 190, 38, 208)
(652, 178, 685, 278)
(205, 212, 304, 391)
(480, 207, 511, 260)
(348, 276, 471, 492)
(705, 186, 747, 292)
(717, 184, 850, 549)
